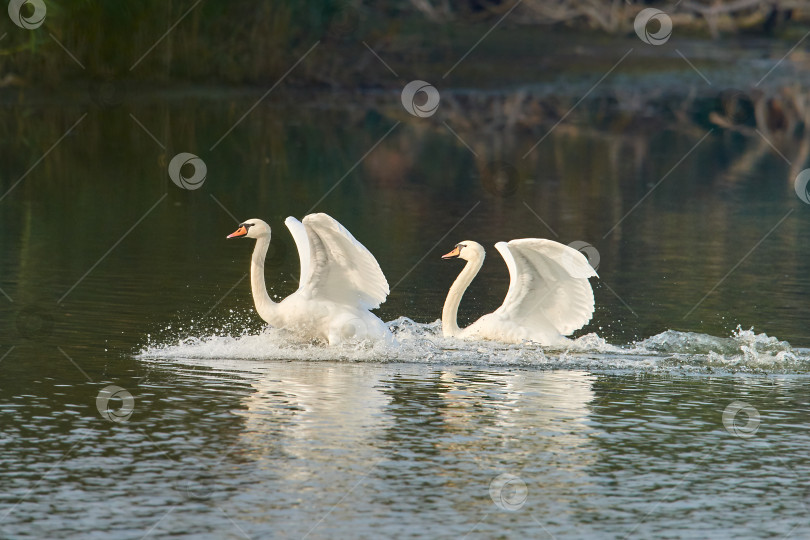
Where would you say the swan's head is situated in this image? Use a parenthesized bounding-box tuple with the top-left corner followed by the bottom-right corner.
(227, 219, 270, 239)
(442, 241, 484, 261)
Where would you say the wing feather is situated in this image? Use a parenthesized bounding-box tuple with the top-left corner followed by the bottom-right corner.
(299, 213, 389, 310)
(494, 239, 597, 336)
(285, 217, 312, 290)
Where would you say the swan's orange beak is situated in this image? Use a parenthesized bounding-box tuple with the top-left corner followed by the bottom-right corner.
(442, 246, 461, 259)
(227, 226, 248, 239)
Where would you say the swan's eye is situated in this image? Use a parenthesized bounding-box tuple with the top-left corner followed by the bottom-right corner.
(458, 243, 466, 249)
(243, 223, 254, 229)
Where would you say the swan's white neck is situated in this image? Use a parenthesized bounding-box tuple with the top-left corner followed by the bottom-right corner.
(442, 252, 484, 337)
(250, 235, 280, 325)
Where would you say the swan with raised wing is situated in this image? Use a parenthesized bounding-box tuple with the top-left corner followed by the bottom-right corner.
(227, 213, 391, 344)
(441, 239, 597, 345)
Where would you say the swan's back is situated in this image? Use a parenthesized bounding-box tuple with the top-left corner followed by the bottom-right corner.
(493, 239, 597, 337)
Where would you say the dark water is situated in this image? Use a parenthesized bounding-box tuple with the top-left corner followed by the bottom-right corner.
(2, 73, 810, 538)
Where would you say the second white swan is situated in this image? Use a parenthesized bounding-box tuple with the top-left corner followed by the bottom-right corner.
(228, 213, 391, 344)
(441, 239, 598, 345)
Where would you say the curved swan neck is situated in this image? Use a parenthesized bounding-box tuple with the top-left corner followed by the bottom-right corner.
(442, 252, 484, 337)
(250, 235, 279, 324)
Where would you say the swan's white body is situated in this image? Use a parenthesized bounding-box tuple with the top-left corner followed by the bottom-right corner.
(229, 214, 391, 345)
(442, 239, 598, 345)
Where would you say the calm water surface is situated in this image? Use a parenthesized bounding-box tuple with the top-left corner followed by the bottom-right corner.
(2, 78, 810, 538)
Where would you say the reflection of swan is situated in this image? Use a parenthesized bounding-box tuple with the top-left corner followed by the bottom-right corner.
(235, 364, 392, 467)
(441, 240, 597, 345)
(435, 369, 596, 450)
(227, 213, 391, 344)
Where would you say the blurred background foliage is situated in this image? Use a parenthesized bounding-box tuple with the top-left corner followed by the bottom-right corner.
(2, 0, 348, 84)
(2, 0, 810, 86)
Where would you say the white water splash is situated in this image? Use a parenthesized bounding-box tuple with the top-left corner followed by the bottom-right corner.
(138, 317, 810, 374)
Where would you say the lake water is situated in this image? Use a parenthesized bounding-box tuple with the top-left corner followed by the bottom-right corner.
(2, 47, 810, 538)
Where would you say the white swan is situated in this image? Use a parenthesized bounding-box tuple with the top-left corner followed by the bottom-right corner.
(441, 239, 598, 345)
(227, 213, 391, 344)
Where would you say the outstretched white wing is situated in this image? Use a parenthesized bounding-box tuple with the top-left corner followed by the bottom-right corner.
(286, 213, 389, 310)
(494, 239, 597, 336)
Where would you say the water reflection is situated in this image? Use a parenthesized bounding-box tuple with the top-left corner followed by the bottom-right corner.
(234, 363, 392, 465)
(378, 369, 597, 458)
(231, 365, 600, 470)
(2, 351, 809, 538)
(157, 362, 810, 537)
